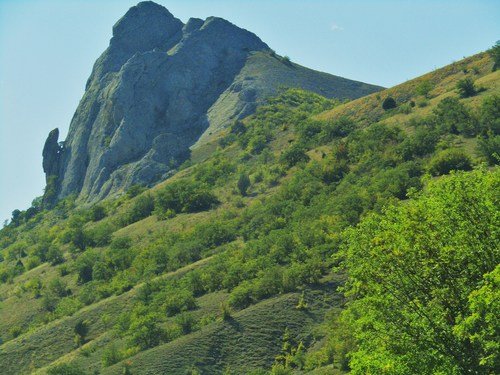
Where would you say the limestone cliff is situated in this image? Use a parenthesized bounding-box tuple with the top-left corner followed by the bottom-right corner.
(43, 1, 382, 204)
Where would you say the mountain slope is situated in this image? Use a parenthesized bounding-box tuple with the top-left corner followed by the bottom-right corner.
(42, 1, 382, 206)
(0, 49, 498, 374)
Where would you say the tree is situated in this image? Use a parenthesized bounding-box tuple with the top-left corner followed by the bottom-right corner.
(124, 193, 155, 224)
(128, 313, 164, 349)
(342, 169, 499, 374)
(280, 144, 310, 168)
(415, 79, 433, 98)
(237, 173, 251, 196)
(488, 40, 500, 71)
(89, 205, 106, 221)
(456, 77, 477, 98)
(74, 320, 89, 346)
(155, 180, 218, 215)
(10, 209, 23, 227)
(477, 134, 500, 165)
(382, 97, 397, 110)
(47, 246, 64, 265)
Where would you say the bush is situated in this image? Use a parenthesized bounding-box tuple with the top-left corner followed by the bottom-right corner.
(124, 193, 155, 225)
(89, 205, 106, 221)
(85, 222, 114, 247)
(176, 312, 196, 334)
(433, 97, 478, 136)
(382, 97, 397, 110)
(477, 134, 500, 165)
(456, 77, 477, 98)
(415, 80, 434, 97)
(128, 313, 164, 349)
(280, 144, 310, 168)
(428, 149, 473, 176)
(479, 95, 500, 135)
(102, 343, 125, 367)
(47, 246, 64, 265)
(155, 180, 218, 215)
(237, 173, 251, 196)
(163, 289, 196, 316)
(320, 117, 355, 142)
(126, 184, 146, 198)
(74, 320, 88, 346)
(397, 127, 438, 160)
(75, 251, 98, 284)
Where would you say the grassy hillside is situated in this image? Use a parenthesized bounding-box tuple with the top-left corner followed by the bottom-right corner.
(0, 50, 498, 375)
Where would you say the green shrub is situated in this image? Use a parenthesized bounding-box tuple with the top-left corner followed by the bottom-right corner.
(75, 251, 98, 284)
(89, 205, 106, 221)
(47, 246, 64, 265)
(85, 221, 114, 247)
(124, 193, 155, 225)
(415, 79, 434, 97)
(320, 117, 355, 143)
(479, 95, 500, 135)
(176, 312, 196, 334)
(428, 149, 472, 176)
(237, 173, 251, 196)
(382, 96, 397, 110)
(220, 301, 232, 320)
(126, 184, 146, 198)
(433, 97, 478, 136)
(163, 289, 196, 316)
(155, 180, 218, 215)
(456, 77, 477, 98)
(128, 313, 164, 350)
(477, 134, 500, 165)
(397, 127, 438, 160)
(102, 343, 125, 367)
(74, 320, 89, 346)
(280, 144, 310, 168)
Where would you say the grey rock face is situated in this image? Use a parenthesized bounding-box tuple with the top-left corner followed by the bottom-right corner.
(42, 128, 62, 178)
(44, 1, 382, 204)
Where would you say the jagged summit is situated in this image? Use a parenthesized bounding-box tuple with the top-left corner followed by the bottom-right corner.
(42, 1, 382, 205)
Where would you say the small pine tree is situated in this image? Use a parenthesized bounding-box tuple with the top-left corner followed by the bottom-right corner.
(74, 320, 88, 347)
(237, 173, 251, 196)
(456, 77, 477, 98)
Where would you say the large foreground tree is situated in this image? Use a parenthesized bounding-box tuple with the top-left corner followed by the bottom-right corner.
(342, 168, 499, 374)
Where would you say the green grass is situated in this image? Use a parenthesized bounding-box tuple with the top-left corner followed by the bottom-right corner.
(101, 281, 342, 375)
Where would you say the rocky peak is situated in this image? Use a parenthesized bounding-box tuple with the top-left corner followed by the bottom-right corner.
(43, 1, 382, 205)
(111, 1, 183, 52)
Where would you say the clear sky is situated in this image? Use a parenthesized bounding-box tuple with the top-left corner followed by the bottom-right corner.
(1, 0, 499, 222)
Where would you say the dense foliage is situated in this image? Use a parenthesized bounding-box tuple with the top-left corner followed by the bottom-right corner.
(342, 169, 499, 374)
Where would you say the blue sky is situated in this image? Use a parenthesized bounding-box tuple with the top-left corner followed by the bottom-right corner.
(0, 0, 499, 222)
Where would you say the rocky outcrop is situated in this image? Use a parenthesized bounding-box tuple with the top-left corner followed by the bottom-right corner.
(43, 1, 382, 204)
(42, 128, 62, 178)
